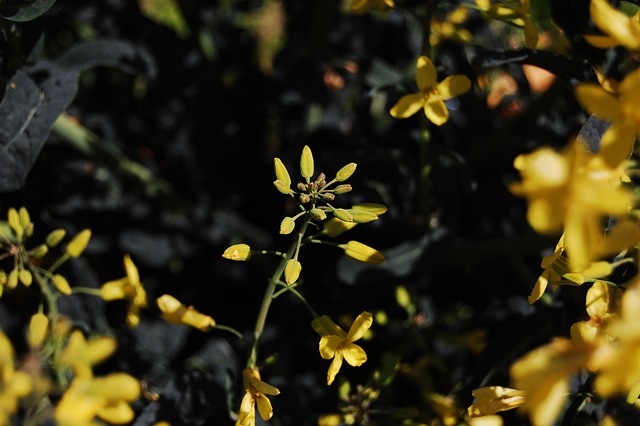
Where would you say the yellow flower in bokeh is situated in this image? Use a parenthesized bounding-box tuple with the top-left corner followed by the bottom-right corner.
(575, 67, 640, 168)
(350, 0, 394, 15)
(430, 6, 473, 46)
(570, 280, 620, 350)
(156, 294, 216, 331)
(510, 338, 594, 426)
(101, 255, 148, 328)
(467, 386, 526, 417)
(509, 140, 634, 269)
(236, 368, 280, 426)
(54, 373, 140, 426)
(312, 311, 372, 385)
(0, 331, 32, 425)
(59, 330, 117, 379)
(475, 0, 538, 48)
(584, 0, 640, 50)
(390, 56, 471, 126)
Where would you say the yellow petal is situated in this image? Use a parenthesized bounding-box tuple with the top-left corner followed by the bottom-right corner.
(181, 308, 216, 331)
(319, 335, 342, 359)
(586, 281, 610, 319)
(66, 229, 92, 258)
(256, 395, 274, 420)
(344, 241, 384, 264)
(222, 244, 252, 261)
(437, 75, 471, 99)
(598, 122, 635, 168)
(584, 34, 621, 48)
(345, 311, 373, 342)
(526, 195, 564, 234)
(123, 255, 140, 286)
(591, 0, 640, 50)
(341, 342, 367, 367)
(528, 270, 549, 304)
(311, 315, 347, 338)
(416, 56, 437, 91)
(97, 401, 135, 424)
(390, 93, 424, 119)
(90, 373, 141, 401)
(327, 351, 344, 385)
(237, 391, 255, 425)
(101, 280, 127, 301)
(523, 18, 538, 48)
(424, 97, 449, 126)
(574, 84, 622, 122)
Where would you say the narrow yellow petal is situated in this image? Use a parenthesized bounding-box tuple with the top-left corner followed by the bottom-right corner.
(574, 84, 622, 122)
(390, 93, 424, 119)
(256, 394, 274, 421)
(123, 255, 140, 285)
(345, 311, 373, 342)
(327, 351, 344, 385)
(416, 56, 437, 91)
(319, 335, 342, 359)
(424, 97, 449, 126)
(591, 0, 640, 50)
(437, 75, 471, 99)
(341, 342, 367, 367)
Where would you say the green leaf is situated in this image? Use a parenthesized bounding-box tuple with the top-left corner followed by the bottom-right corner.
(139, 0, 190, 39)
(0, 0, 57, 22)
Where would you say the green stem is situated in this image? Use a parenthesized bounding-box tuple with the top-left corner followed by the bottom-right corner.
(273, 282, 319, 318)
(71, 287, 104, 297)
(48, 253, 69, 275)
(213, 324, 244, 340)
(247, 215, 311, 368)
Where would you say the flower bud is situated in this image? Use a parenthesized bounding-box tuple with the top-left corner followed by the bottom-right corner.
(336, 163, 357, 182)
(280, 217, 296, 235)
(310, 208, 327, 221)
(222, 244, 251, 261)
(53, 274, 72, 295)
(46, 229, 66, 247)
(7, 269, 18, 289)
(300, 145, 314, 182)
(334, 184, 352, 194)
(352, 203, 388, 215)
(273, 179, 293, 195)
(344, 241, 384, 264)
(19, 269, 33, 287)
(299, 194, 311, 204)
(28, 312, 49, 348)
(274, 158, 291, 186)
(31, 244, 49, 258)
(8, 208, 23, 240)
(284, 259, 301, 285)
(349, 209, 378, 223)
(66, 229, 91, 258)
(333, 209, 353, 222)
(321, 193, 335, 202)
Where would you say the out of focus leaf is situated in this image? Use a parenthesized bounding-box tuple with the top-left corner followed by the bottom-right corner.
(138, 0, 190, 39)
(0, 0, 56, 22)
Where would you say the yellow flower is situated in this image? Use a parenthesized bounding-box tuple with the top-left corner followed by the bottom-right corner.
(509, 140, 634, 269)
(467, 386, 526, 417)
(575, 67, 640, 168)
(0, 331, 32, 424)
(430, 6, 473, 46)
(510, 338, 594, 426)
(313, 312, 372, 385)
(584, 0, 640, 50)
(350, 0, 394, 15)
(390, 56, 471, 126)
(101, 255, 148, 328)
(54, 373, 140, 426)
(570, 280, 620, 349)
(156, 294, 216, 331)
(236, 368, 280, 426)
(475, 0, 538, 48)
(59, 330, 117, 379)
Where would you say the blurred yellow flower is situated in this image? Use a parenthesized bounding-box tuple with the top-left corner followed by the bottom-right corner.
(430, 6, 472, 46)
(350, 0, 394, 14)
(585, 0, 640, 50)
(59, 330, 117, 379)
(236, 368, 280, 426)
(313, 311, 372, 385)
(390, 56, 471, 126)
(510, 338, 594, 426)
(575, 67, 640, 168)
(54, 373, 140, 426)
(0, 331, 32, 425)
(101, 254, 148, 328)
(156, 294, 216, 331)
(467, 386, 526, 417)
(475, 0, 538, 48)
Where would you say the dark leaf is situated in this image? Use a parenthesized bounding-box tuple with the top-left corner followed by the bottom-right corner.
(0, 62, 78, 192)
(55, 39, 157, 79)
(0, 0, 56, 22)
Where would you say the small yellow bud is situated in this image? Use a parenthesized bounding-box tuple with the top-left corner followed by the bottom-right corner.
(284, 259, 301, 285)
(336, 163, 357, 182)
(28, 312, 49, 348)
(334, 184, 352, 194)
(322, 218, 357, 238)
(310, 208, 327, 221)
(19, 269, 33, 287)
(222, 244, 251, 261)
(280, 217, 296, 234)
(273, 179, 293, 195)
(46, 229, 66, 247)
(344, 241, 384, 264)
(333, 209, 353, 222)
(349, 209, 378, 224)
(300, 145, 314, 182)
(31, 244, 48, 258)
(52, 274, 72, 295)
(299, 193, 311, 203)
(274, 158, 292, 186)
(8, 208, 23, 240)
(7, 269, 18, 289)
(352, 203, 388, 215)
(66, 229, 91, 258)
(24, 223, 34, 238)
(18, 207, 31, 228)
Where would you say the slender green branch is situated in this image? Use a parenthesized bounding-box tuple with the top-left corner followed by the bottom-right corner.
(213, 324, 244, 340)
(71, 287, 104, 297)
(273, 282, 319, 318)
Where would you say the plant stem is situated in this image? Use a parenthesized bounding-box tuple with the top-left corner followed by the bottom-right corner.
(246, 215, 311, 368)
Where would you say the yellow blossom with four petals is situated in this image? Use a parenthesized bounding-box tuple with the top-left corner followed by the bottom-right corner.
(236, 368, 280, 426)
(101, 255, 148, 328)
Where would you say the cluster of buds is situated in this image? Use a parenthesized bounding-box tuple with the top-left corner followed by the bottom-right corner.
(274, 146, 382, 235)
(0, 206, 90, 297)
